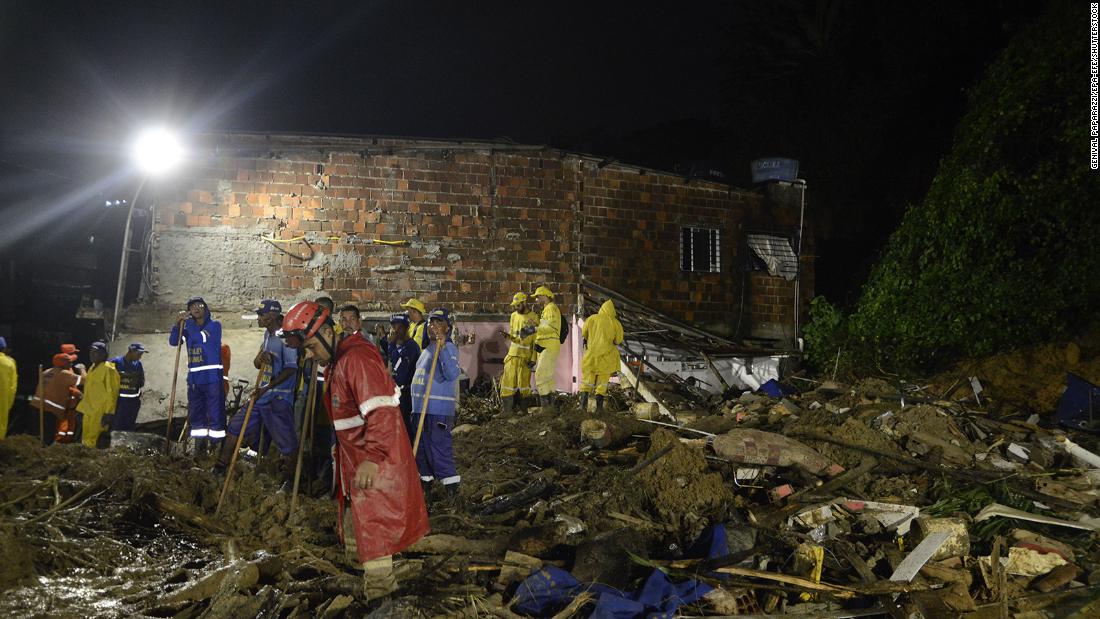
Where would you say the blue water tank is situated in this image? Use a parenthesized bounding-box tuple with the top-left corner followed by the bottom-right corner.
(750, 158, 799, 184)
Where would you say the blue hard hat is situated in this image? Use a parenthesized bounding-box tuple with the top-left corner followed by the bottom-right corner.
(428, 307, 452, 324)
(255, 299, 282, 315)
(389, 313, 410, 326)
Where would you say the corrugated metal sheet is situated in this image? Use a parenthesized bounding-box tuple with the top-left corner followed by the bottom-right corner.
(747, 234, 798, 281)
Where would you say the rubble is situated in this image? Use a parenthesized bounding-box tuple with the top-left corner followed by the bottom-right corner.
(2, 349, 1100, 618)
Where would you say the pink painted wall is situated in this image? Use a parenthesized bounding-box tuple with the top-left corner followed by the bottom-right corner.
(456, 318, 582, 394)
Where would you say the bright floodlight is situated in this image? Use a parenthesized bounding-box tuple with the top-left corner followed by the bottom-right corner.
(132, 127, 183, 175)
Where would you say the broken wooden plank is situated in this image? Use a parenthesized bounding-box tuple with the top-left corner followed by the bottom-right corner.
(619, 358, 676, 421)
(406, 534, 505, 556)
(714, 566, 932, 599)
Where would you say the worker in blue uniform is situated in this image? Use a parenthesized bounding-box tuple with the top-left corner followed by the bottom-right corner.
(409, 308, 462, 507)
(386, 313, 421, 437)
(216, 300, 299, 488)
(110, 342, 146, 434)
(169, 296, 225, 456)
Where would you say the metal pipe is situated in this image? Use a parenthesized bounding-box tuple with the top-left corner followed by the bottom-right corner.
(792, 179, 807, 347)
(110, 178, 146, 341)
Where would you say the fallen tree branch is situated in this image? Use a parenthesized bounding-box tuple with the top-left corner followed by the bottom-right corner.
(152, 494, 228, 534)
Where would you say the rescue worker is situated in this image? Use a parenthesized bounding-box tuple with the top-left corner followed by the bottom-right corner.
(498, 292, 538, 413)
(410, 308, 462, 506)
(216, 300, 299, 487)
(36, 353, 82, 444)
(526, 286, 563, 413)
(110, 343, 146, 434)
(316, 296, 344, 340)
(278, 300, 428, 600)
(386, 313, 420, 431)
(339, 304, 364, 339)
(401, 298, 430, 350)
(579, 300, 624, 413)
(75, 341, 119, 448)
(0, 337, 16, 440)
(169, 296, 225, 455)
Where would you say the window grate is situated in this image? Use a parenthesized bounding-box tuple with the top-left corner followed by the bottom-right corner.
(680, 227, 721, 273)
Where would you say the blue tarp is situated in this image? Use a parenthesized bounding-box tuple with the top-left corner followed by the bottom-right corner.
(1056, 373, 1100, 431)
(757, 379, 797, 398)
(511, 525, 728, 618)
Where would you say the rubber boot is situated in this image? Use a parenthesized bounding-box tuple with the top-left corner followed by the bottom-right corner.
(539, 395, 553, 414)
(579, 392, 589, 412)
(421, 480, 433, 503)
(212, 437, 234, 475)
(501, 395, 514, 414)
(595, 395, 605, 413)
(361, 555, 398, 601)
(278, 452, 298, 493)
(444, 482, 463, 510)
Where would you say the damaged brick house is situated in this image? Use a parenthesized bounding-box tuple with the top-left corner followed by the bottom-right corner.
(118, 133, 812, 400)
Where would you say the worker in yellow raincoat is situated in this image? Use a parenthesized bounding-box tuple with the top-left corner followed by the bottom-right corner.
(579, 300, 624, 413)
(0, 337, 16, 439)
(75, 341, 120, 448)
(527, 286, 563, 413)
(498, 292, 538, 413)
(401, 298, 430, 351)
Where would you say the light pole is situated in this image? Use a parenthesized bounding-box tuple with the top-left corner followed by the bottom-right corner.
(110, 128, 182, 340)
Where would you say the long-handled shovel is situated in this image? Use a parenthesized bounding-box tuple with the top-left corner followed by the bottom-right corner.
(36, 364, 45, 446)
(288, 362, 321, 519)
(215, 362, 267, 516)
(412, 339, 443, 455)
(165, 318, 185, 452)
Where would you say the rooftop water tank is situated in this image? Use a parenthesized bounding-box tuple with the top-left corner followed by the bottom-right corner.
(750, 158, 799, 184)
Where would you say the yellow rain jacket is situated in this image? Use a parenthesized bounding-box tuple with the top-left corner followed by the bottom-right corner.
(534, 301, 562, 353)
(0, 352, 16, 439)
(506, 310, 539, 362)
(580, 301, 624, 394)
(75, 361, 120, 447)
(500, 309, 538, 398)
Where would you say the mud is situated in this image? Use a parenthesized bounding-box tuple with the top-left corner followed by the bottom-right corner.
(945, 342, 1100, 412)
(637, 429, 733, 542)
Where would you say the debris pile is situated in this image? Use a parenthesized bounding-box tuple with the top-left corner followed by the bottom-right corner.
(2, 362, 1100, 617)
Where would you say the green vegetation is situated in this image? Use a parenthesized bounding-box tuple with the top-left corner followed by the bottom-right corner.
(806, 0, 1099, 373)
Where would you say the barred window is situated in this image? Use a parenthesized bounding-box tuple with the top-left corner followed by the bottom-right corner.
(680, 226, 720, 273)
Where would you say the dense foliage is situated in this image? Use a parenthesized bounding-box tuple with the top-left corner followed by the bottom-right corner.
(807, 0, 1099, 373)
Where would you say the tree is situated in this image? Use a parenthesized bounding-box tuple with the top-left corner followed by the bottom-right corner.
(844, 0, 1098, 371)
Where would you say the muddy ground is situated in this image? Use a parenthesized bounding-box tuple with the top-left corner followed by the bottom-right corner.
(1, 376, 1099, 618)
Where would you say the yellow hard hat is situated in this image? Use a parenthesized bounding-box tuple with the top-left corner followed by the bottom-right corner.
(510, 292, 528, 306)
(401, 298, 427, 314)
(533, 286, 554, 299)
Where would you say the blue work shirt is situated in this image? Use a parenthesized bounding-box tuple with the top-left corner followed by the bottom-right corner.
(110, 356, 145, 398)
(168, 308, 223, 386)
(258, 331, 298, 405)
(389, 338, 421, 390)
(410, 340, 460, 417)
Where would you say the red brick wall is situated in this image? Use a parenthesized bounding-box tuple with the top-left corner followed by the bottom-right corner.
(581, 166, 757, 327)
(149, 134, 810, 336)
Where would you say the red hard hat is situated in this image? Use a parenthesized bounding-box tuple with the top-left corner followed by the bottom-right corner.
(278, 301, 331, 341)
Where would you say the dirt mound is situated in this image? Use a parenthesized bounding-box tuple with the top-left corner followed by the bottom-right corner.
(637, 429, 732, 541)
(945, 342, 1100, 412)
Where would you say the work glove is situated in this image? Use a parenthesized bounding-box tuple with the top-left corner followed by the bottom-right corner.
(533, 344, 545, 354)
(526, 361, 536, 370)
(519, 326, 536, 338)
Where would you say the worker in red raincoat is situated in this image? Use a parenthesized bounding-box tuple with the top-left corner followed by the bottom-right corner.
(278, 300, 428, 600)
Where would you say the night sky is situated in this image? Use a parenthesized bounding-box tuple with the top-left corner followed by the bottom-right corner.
(1, 0, 1043, 301)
